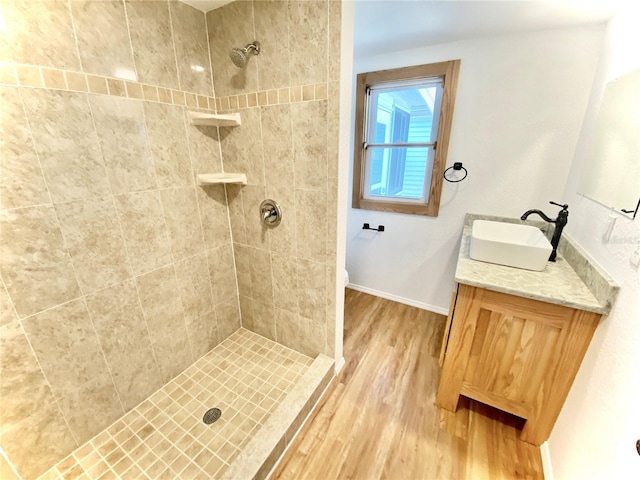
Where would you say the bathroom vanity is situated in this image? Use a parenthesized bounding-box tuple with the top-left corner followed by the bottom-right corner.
(436, 215, 618, 446)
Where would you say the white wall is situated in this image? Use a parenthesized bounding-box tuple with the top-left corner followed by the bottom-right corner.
(346, 26, 605, 312)
(547, 7, 640, 480)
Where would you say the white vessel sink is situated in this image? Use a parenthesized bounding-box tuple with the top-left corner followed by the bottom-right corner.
(470, 220, 552, 271)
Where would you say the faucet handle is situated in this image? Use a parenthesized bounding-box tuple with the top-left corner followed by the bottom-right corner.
(550, 201, 568, 210)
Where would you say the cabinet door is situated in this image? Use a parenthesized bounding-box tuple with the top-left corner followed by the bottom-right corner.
(436, 284, 600, 445)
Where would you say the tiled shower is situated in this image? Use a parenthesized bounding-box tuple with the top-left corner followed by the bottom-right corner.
(0, 1, 341, 478)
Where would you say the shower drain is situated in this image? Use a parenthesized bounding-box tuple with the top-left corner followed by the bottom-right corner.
(203, 407, 222, 424)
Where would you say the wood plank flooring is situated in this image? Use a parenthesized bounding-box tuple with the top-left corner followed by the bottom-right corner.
(272, 289, 544, 480)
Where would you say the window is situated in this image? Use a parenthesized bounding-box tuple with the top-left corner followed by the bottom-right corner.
(352, 60, 460, 216)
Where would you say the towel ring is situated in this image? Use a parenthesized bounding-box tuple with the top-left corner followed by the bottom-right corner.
(443, 162, 468, 183)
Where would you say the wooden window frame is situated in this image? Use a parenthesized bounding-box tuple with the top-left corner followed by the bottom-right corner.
(352, 60, 461, 216)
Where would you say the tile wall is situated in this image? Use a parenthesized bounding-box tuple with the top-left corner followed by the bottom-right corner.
(0, 1, 341, 478)
(0, 1, 237, 478)
(207, 0, 341, 359)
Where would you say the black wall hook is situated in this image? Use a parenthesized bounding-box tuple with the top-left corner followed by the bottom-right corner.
(363, 223, 385, 232)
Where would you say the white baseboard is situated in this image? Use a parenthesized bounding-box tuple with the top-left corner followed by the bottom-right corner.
(540, 442, 554, 480)
(347, 284, 449, 316)
(334, 356, 345, 375)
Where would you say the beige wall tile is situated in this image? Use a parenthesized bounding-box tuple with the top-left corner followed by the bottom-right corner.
(240, 185, 270, 250)
(125, 0, 179, 89)
(298, 314, 326, 357)
(41, 68, 67, 90)
(197, 185, 232, 250)
(215, 296, 241, 341)
(267, 89, 278, 105)
(185, 91, 198, 108)
(270, 254, 299, 314)
(143, 102, 193, 188)
(21, 89, 111, 202)
(265, 188, 295, 257)
(135, 266, 193, 382)
(239, 295, 254, 330)
(315, 83, 328, 100)
(219, 107, 265, 185)
(0, 86, 51, 210)
(249, 247, 274, 305)
(290, 85, 302, 103)
(114, 190, 172, 276)
(197, 94, 208, 109)
(174, 253, 215, 324)
(55, 197, 131, 294)
(295, 189, 327, 263)
(71, 0, 135, 79)
(275, 308, 299, 352)
(160, 187, 205, 261)
(254, 1, 290, 91)
(185, 112, 222, 177)
(297, 259, 326, 322)
(289, 1, 328, 85)
(0, 454, 19, 480)
(0, 62, 17, 85)
(247, 92, 258, 107)
(186, 310, 219, 360)
(86, 280, 163, 410)
(3, 0, 80, 70)
(89, 95, 157, 194)
(169, 1, 213, 96)
(252, 300, 275, 340)
(22, 299, 124, 443)
(0, 325, 77, 479)
(292, 101, 328, 190)
(327, 81, 340, 178)
(302, 84, 314, 101)
(87, 75, 109, 94)
(328, 0, 341, 82)
(173, 90, 186, 106)
(107, 78, 127, 97)
(0, 206, 81, 317)
(0, 281, 18, 327)
(258, 91, 268, 106)
(142, 84, 159, 102)
(158, 87, 172, 104)
(326, 178, 338, 259)
(15, 65, 43, 87)
(66, 72, 88, 92)
(206, 1, 258, 97)
(233, 244, 253, 299)
(126, 81, 143, 99)
(278, 88, 290, 104)
(225, 184, 247, 245)
(207, 244, 238, 306)
(260, 104, 294, 191)
(325, 262, 337, 356)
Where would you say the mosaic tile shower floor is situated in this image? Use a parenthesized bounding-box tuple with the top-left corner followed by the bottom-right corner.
(38, 329, 314, 480)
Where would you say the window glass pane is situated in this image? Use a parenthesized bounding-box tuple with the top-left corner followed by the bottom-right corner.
(365, 146, 432, 201)
(367, 81, 442, 145)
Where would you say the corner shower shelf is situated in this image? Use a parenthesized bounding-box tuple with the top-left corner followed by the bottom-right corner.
(188, 111, 241, 127)
(197, 173, 247, 185)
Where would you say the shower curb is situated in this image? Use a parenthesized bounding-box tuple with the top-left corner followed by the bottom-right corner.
(222, 354, 335, 480)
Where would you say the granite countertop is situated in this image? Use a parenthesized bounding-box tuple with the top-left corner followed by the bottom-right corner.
(455, 214, 619, 315)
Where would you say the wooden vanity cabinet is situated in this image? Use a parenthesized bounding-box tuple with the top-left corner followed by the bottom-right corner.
(436, 283, 601, 446)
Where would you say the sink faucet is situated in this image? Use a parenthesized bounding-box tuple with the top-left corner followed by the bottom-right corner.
(520, 201, 569, 262)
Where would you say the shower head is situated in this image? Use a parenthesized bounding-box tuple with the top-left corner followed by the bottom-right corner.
(229, 41, 261, 68)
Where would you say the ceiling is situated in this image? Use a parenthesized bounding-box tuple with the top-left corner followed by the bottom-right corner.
(178, 0, 620, 57)
(354, 0, 620, 57)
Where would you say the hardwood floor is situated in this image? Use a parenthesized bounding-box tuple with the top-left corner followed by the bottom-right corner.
(272, 289, 544, 480)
